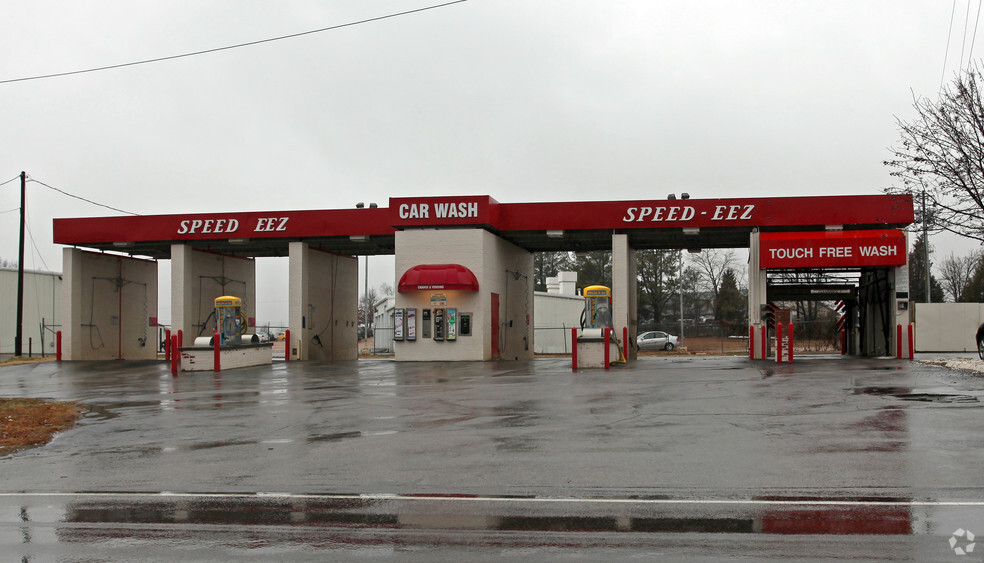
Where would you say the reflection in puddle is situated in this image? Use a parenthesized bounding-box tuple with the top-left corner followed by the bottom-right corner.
(47, 494, 925, 536)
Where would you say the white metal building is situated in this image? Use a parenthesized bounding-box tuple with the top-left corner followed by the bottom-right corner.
(0, 267, 62, 357)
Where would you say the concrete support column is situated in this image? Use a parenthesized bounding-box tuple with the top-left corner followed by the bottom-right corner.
(288, 242, 307, 361)
(170, 244, 194, 341)
(612, 234, 638, 360)
(61, 248, 83, 361)
(288, 242, 359, 361)
(893, 265, 909, 356)
(747, 231, 768, 359)
(893, 232, 911, 356)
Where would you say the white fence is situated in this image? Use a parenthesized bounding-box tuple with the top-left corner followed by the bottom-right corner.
(913, 303, 984, 352)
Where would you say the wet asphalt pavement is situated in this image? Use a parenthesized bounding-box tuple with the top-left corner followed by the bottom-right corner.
(1, 355, 984, 560)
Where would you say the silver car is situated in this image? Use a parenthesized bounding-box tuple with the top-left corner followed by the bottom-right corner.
(637, 330, 680, 351)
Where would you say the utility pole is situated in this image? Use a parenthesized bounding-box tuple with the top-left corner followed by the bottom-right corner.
(15, 171, 26, 357)
(923, 189, 930, 303)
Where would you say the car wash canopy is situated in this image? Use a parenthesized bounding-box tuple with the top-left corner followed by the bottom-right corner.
(53, 194, 913, 257)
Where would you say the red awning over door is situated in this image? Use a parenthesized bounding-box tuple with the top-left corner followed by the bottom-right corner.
(398, 264, 479, 292)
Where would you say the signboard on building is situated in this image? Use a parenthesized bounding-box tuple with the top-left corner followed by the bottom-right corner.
(760, 230, 906, 269)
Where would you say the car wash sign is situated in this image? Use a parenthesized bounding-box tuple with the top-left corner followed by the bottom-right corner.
(760, 229, 906, 269)
(390, 195, 499, 227)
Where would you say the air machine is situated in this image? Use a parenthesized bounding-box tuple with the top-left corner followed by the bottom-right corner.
(581, 285, 613, 331)
(184, 295, 271, 372)
(578, 285, 625, 366)
(214, 296, 249, 345)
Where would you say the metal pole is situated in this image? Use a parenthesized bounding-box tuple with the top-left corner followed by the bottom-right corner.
(15, 172, 26, 357)
(923, 190, 930, 303)
(679, 251, 684, 346)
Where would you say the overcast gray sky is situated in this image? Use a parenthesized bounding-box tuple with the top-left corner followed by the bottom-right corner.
(0, 1, 977, 324)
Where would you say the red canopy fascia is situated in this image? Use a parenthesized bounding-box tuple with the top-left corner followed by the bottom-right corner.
(398, 264, 479, 292)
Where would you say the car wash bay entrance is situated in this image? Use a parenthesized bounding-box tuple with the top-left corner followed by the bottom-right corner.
(52, 193, 913, 362)
(754, 229, 909, 358)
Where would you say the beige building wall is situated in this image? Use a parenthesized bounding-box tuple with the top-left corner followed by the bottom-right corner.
(394, 229, 532, 361)
(288, 242, 358, 361)
(172, 245, 255, 343)
(62, 248, 157, 360)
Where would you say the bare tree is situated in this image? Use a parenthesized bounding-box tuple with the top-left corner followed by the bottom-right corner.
(689, 249, 735, 319)
(938, 250, 980, 302)
(884, 64, 984, 242)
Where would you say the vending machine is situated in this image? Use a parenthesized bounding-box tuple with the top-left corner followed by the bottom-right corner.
(433, 308, 445, 341)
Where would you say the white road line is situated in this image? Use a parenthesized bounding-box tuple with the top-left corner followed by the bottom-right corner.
(0, 492, 982, 507)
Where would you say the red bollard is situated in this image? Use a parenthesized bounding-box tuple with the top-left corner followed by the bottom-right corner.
(56, 331, 62, 362)
(603, 327, 611, 370)
(896, 324, 903, 359)
(285, 329, 291, 362)
(623, 326, 629, 360)
(571, 327, 578, 372)
(177, 329, 183, 348)
(788, 322, 794, 364)
(749, 325, 754, 360)
(165, 329, 171, 361)
(213, 332, 221, 372)
(171, 334, 179, 376)
(776, 323, 784, 363)
(908, 323, 914, 360)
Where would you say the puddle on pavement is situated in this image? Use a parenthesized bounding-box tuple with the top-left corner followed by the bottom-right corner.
(81, 406, 119, 422)
(306, 431, 362, 443)
(893, 393, 978, 403)
(854, 386, 979, 404)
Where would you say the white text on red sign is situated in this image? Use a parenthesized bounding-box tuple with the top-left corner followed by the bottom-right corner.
(768, 245, 898, 260)
(399, 202, 479, 220)
(176, 217, 289, 235)
(621, 204, 754, 223)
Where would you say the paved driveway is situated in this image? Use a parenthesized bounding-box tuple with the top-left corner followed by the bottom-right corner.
(1, 355, 983, 560)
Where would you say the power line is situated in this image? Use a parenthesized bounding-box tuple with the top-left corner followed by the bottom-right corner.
(24, 217, 49, 272)
(0, 1, 469, 85)
(969, 0, 983, 68)
(0, 175, 20, 188)
(28, 177, 138, 216)
(961, 0, 973, 69)
(942, 0, 958, 92)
